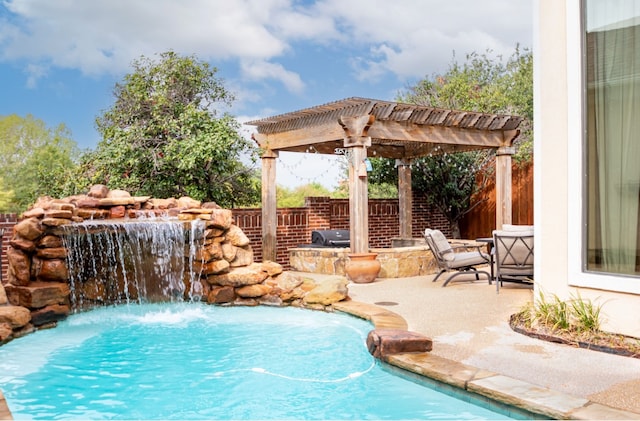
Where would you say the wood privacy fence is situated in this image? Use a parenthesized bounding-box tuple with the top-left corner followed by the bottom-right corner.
(460, 161, 534, 239)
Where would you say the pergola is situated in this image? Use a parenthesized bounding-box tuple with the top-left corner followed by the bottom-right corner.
(247, 97, 523, 261)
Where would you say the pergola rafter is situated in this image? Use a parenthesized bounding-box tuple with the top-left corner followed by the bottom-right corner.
(247, 97, 523, 260)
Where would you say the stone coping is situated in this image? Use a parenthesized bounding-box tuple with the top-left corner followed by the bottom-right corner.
(333, 300, 640, 420)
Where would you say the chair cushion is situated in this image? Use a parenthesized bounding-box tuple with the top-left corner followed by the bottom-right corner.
(427, 229, 455, 261)
(448, 251, 490, 268)
(502, 224, 534, 235)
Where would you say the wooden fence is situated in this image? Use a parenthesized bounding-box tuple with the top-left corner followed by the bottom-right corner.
(460, 161, 534, 239)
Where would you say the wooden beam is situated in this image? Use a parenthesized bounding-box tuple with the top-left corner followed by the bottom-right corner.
(495, 146, 514, 229)
(253, 122, 345, 150)
(397, 159, 413, 239)
(368, 120, 507, 148)
(261, 150, 278, 262)
(348, 146, 369, 253)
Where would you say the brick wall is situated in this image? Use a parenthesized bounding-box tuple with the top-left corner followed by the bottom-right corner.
(233, 195, 449, 268)
(0, 213, 17, 282)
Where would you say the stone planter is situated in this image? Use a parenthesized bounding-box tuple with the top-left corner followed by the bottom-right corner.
(345, 253, 381, 284)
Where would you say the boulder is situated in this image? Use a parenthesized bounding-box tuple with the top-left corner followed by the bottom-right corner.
(36, 258, 69, 282)
(265, 271, 303, 293)
(366, 329, 433, 358)
(107, 189, 131, 198)
(150, 198, 178, 209)
(7, 248, 31, 285)
(230, 245, 253, 267)
(9, 237, 37, 252)
(207, 264, 268, 287)
(221, 242, 237, 262)
(261, 261, 284, 277)
(22, 207, 45, 219)
(5, 282, 70, 308)
(99, 197, 135, 207)
(14, 218, 44, 241)
(177, 197, 201, 209)
(88, 184, 109, 198)
(0, 283, 6, 305)
(225, 224, 250, 247)
(76, 197, 102, 208)
(41, 217, 71, 227)
(38, 235, 64, 248)
(0, 323, 12, 342)
(197, 259, 230, 276)
(207, 286, 236, 304)
(44, 209, 73, 219)
(36, 247, 67, 259)
(110, 205, 126, 218)
(236, 284, 272, 298)
(0, 305, 31, 329)
(302, 275, 349, 305)
(207, 209, 233, 230)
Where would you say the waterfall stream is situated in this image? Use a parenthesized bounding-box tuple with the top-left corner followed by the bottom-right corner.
(62, 217, 205, 310)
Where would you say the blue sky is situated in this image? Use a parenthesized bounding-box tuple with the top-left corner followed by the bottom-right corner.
(0, 0, 532, 189)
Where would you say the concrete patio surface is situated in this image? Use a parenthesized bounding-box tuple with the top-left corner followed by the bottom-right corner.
(316, 272, 640, 419)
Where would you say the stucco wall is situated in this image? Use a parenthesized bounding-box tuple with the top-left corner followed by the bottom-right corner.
(535, 0, 640, 337)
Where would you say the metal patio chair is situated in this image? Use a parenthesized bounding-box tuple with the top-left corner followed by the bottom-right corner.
(492, 228, 534, 293)
(424, 228, 491, 287)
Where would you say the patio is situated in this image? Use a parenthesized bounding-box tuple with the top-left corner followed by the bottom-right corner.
(320, 272, 640, 418)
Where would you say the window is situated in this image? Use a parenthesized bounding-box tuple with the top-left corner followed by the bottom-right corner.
(584, 0, 640, 276)
(584, 0, 640, 275)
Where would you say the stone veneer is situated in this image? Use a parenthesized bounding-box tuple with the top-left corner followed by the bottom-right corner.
(289, 245, 438, 278)
(0, 185, 349, 345)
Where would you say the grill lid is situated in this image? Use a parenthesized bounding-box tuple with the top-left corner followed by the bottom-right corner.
(311, 230, 350, 247)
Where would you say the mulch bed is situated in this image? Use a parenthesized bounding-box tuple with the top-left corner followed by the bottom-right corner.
(509, 314, 640, 359)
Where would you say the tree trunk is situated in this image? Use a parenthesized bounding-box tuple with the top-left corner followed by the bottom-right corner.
(450, 220, 461, 239)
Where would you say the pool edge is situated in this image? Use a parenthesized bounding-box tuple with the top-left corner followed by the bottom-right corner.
(333, 300, 640, 420)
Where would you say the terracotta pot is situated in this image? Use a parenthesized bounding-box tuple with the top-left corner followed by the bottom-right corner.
(345, 253, 381, 283)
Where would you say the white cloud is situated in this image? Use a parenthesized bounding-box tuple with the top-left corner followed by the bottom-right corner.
(1, 0, 532, 85)
(240, 59, 305, 94)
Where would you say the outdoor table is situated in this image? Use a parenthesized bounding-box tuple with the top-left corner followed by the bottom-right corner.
(475, 237, 494, 281)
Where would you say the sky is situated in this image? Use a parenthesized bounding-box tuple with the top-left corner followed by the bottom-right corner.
(0, 0, 533, 190)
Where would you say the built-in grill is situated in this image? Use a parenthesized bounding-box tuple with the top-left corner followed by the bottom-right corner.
(309, 229, 350, 248)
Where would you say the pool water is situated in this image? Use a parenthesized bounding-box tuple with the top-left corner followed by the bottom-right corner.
(0, 303, 515, 420)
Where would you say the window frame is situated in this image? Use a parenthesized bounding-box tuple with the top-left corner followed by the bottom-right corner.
(566, 0, 640, 293)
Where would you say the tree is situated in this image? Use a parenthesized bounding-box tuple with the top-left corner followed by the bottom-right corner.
(369, 46, 533, 237)
(88, 51, 260, 207)
(276, 182, 332, 208)
(0, 114, 80, 213)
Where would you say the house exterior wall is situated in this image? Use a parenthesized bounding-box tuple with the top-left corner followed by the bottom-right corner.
(535, 0, 640, 337)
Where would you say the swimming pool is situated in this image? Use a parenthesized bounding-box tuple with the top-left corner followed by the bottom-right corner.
(0, 303, 516, 420)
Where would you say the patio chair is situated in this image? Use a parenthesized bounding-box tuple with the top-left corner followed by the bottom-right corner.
(492, 227, 534, 293)
(424, 228, 491, 287)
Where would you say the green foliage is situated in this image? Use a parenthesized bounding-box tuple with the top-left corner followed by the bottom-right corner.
(277, 183, 332, 208)
(397, 46, 533, 161)
(88, 51, 260, 207)
(569, 292, 602, 333)
(0, 114, 80, 213)
(518, 290, 603, 334)
(0, 177, 15, 210)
